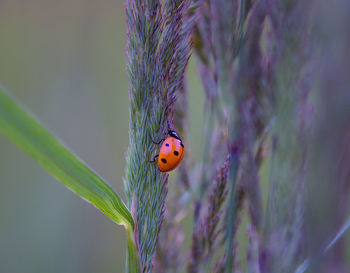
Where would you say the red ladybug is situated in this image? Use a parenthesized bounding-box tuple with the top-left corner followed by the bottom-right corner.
(151, 129, 184, 172)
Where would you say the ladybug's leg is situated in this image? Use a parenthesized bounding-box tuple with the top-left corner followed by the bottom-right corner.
(153, 121, 172, 144)
(166, 119, 176, 135)
(152, 138, 165, 145)
(149, 154, 159, 163)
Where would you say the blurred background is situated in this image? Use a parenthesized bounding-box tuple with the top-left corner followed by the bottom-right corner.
(1, 1, 350, 273)
(0, 1, 203, 272)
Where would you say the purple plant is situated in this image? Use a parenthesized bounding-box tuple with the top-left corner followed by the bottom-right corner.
(124, 0, 193, 271)
(188, 156, 230, 272)
(123, 0, 350, 272)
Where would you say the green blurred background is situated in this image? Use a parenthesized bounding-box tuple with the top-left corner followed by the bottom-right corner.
(0, 1, 204, 272)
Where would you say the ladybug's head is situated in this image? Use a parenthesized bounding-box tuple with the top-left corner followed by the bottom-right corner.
(168, 130, 182, 142)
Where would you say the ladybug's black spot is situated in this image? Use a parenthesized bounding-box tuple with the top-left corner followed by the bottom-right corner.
(174, 151, 179, 156)
(161, 158, 167, 164)
(165, 143, 170, 147)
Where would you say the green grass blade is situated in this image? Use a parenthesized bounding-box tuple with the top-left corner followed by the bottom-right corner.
(126, 226, 142, 273)
(0, 85, 134, 229)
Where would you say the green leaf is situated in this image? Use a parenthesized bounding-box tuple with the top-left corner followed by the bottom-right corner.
(0, 85, 134, 229)
(126, 226, 142, 273)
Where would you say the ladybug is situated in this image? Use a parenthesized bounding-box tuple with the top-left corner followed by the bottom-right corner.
(151, 129, 185, 172)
